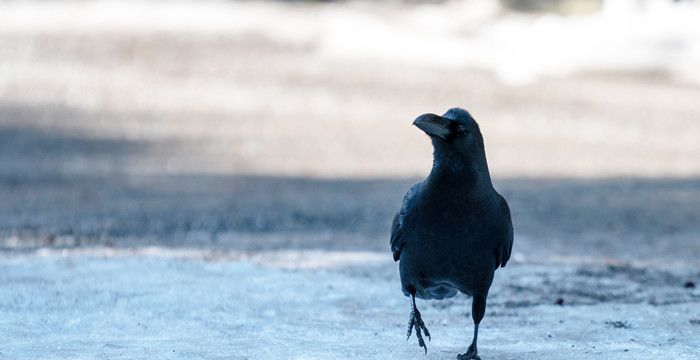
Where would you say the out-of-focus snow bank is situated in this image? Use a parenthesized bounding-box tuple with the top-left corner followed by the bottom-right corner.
(1, 0, 698, 85)
(478, 0, 700, 85)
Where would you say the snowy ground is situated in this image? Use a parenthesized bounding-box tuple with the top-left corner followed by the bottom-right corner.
(1, 250, 699, 359)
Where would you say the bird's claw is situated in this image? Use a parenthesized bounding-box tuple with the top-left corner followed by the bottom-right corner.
(457, 344, 479, 360)
(457, 355, 480, 360)
(407, 306, 431, 353)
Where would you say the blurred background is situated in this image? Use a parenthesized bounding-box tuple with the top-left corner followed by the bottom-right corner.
(1, 0, 699, 264)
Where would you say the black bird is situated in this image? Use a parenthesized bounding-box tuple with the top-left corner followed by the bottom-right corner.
(390, 108, 513, 359)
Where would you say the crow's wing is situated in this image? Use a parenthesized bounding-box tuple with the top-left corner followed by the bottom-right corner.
(390, 183, 420, 262)
(495, 193, 514, 268)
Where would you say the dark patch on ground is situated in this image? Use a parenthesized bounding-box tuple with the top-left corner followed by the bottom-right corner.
(605, 320, 632, 329)
(490, 264, 696, 308)
(2, 171, 700, 267)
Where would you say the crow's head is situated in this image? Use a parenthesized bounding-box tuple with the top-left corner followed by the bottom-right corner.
(413, 108, 485, 163)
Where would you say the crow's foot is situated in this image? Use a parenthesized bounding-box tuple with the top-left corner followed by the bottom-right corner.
(406, 306, 431, 353)
(456, 343, 479, 360)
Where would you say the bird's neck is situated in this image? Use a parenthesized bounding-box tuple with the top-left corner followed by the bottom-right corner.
(428, 154, 493, 194)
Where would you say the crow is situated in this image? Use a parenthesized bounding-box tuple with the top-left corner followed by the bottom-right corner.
(390, 108, 513, 359)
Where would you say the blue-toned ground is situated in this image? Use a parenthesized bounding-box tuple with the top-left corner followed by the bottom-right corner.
(1, 250, 698, 360)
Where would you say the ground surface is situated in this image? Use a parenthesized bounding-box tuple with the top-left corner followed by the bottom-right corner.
(1, 251, 699, 360)
(1, 1, 700, 359)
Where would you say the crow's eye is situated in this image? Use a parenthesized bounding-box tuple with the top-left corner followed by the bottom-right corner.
(455, 125, 467, 134)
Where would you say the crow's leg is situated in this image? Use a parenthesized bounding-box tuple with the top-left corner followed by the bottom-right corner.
(458, 294, 486, 360)
(406, 289, 431, 354)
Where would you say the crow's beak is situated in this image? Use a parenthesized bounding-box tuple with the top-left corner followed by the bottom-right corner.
(413, 113, 452, 140)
